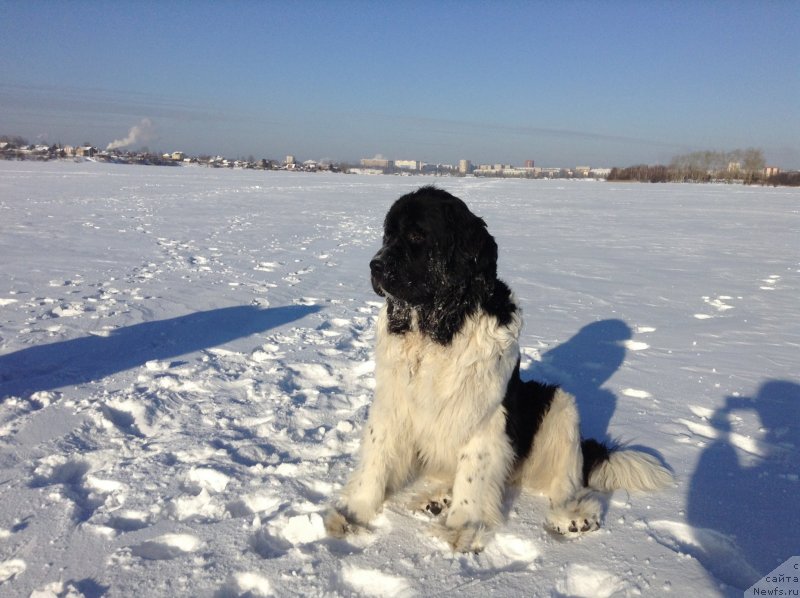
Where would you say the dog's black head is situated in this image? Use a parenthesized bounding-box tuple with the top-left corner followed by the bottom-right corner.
(370, 186, 514, 344)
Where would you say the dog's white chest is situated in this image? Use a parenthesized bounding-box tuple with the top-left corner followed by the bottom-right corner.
(373, 304, 521, 472)
(399, 334, 426, 380)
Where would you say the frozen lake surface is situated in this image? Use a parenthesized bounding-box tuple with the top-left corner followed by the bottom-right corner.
(1, 161, 798, 597)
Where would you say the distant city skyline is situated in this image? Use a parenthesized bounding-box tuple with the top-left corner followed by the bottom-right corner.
(2, 1, 799, 168)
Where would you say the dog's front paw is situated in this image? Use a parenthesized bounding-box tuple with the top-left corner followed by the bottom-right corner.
(436, 522, 491, 553)
(323, 507, 369, 538)
(547, 514, 601, 536)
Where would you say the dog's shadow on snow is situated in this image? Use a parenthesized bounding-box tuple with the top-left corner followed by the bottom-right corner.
(0, 304, 321, 400)
(521, 318, 632, 443)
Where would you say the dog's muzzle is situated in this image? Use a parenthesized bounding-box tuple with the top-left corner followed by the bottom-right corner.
(370, 251, 387, 297)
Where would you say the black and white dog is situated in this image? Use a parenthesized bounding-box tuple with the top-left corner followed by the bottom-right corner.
(325, 186, 671, 552)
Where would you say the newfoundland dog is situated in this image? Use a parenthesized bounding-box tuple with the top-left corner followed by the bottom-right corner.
(325, 186, 671, 552)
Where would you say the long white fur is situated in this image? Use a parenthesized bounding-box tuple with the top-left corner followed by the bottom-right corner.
(588, 449, 673, 492)
(326, 299, 672, 550)
(328, 303, 520, 550)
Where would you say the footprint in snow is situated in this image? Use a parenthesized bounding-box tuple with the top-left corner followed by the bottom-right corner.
(184, 467, 230, 494)
(167, 467, 233, 522)
(556, 563, 627, 598)
(478, 532, 540, 572)
(31, 455, 92, 488)
(49, 303, 85, 318)
(340, 564, 415, 598)
(106, 510, 150, 532)
(249, 513, 327, 560)
(0, 518, 31, 540)
(226, 491, 282, 519)
(0, 559, 26, 583)
(31, 454, 126, 523)
(101, 398, 155, 438)
(287, 363, 340, 390)
(189, 255, 211, 270)
(217, 571, 274, 598)
(129, 533, 201, 560)
(169, 489, 224, 522)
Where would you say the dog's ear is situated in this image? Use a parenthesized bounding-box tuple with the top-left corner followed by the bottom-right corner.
(440, 205, 498, 293)
(449, 212, 497, 303)
(471, 216, 498, 291)
(423, 213, 499, 344)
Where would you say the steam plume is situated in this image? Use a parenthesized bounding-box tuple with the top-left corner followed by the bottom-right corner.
(107, 118, 155, 150)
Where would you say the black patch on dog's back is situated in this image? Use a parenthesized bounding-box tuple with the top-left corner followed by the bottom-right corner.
(580, 438, 613, 486)
(503, 360, 559, 464)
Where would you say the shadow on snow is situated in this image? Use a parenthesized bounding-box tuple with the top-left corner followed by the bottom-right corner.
(523, 318, 632, 443)
(521, 320, 800, 590)
(0, 304, 321, 400)
(686, 380, 800, 590)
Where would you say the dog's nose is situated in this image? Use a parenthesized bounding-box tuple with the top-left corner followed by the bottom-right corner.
(369, 258, 384, 275)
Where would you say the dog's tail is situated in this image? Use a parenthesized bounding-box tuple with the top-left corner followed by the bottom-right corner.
(581, 438, 673, 492)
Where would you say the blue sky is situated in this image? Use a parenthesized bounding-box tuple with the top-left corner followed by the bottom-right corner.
(2, 1, 799, 167)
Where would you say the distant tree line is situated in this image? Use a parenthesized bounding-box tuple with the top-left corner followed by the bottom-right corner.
(1, 134, 30, 146)
(608, 148, 799, 186)
(4, 133, 798, 186)
(607, 164, 672, 183)
(765, 171, 800, 186)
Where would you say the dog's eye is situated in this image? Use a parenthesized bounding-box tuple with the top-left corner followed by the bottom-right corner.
(408, 231, 424, 244)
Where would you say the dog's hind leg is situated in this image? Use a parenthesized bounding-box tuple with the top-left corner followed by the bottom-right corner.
(518, 388, 602, 536)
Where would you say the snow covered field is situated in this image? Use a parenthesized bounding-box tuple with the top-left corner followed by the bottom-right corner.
(1, 161, 798, 597)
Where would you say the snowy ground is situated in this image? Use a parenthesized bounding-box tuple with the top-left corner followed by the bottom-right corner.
(0, 161, 798, 597)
